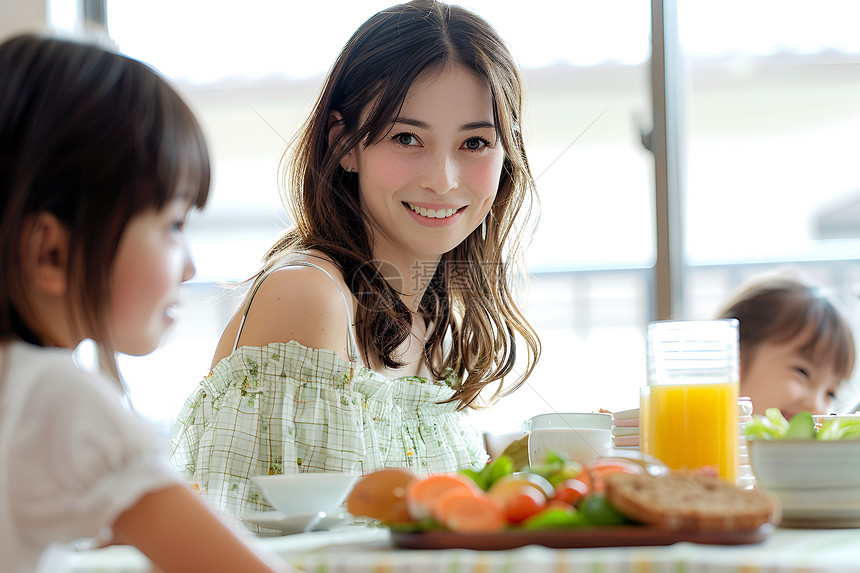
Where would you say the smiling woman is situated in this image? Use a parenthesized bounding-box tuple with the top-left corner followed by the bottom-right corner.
(168, 0, 541, 529)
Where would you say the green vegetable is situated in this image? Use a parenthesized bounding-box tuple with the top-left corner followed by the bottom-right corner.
(458, 468, 486, 490)
(520, 507, 588, 530)
(580, 495, 631, 526)
(744, 408, 788, 440)
(460, 454, 514, 491)
(818, 417, 860, 441)
(486, 455, 514, 487)
(745, 408, 860, 441)
(783, 411, 815, 439)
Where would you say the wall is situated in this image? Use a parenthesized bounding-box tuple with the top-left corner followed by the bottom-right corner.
(0, 0, 47, 40)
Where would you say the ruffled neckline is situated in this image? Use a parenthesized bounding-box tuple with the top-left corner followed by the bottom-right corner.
(210, 339, 461, 389)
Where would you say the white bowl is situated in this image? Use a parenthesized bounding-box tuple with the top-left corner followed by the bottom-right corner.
(749, 439, 860, 489)
(748, 439, 860, 527)
(523, 412, 612, 465)
(250, 472, 359, 515)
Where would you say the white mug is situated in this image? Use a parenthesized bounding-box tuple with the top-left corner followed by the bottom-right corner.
(522, 412, 613, 466)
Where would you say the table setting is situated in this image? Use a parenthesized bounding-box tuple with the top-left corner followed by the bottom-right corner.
(60, 319, 860, 572)
(59, 520, 860, 573)
(61, 423, 860, 573)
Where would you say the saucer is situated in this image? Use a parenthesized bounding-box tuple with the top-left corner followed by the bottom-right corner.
(240, 510, 352, 535)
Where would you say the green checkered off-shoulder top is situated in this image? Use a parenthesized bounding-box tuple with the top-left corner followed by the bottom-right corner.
(168, 261, 489, 525)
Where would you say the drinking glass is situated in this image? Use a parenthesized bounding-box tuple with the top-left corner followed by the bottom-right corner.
(641, 319, 740, 482)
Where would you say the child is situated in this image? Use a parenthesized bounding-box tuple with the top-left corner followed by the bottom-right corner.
(714, 270, 856, 420)
(170, 0, 541, 523)
(0, 34, 291, 572)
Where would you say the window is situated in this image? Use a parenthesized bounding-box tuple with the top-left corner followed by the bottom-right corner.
(679, 0, 860, 317)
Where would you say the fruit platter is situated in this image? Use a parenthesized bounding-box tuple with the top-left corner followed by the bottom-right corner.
(346, 451, 778, 550)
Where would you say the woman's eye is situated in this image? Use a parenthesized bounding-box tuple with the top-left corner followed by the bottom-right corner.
(463, 137, 491, 151)
(794, 366, 810, 378)
(393, 132, 419, 146)
(171, 219, 186, 232)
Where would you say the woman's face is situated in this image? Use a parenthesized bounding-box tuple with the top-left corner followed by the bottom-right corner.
(741, 328, 844, 419)
(350, 63, 504, 269)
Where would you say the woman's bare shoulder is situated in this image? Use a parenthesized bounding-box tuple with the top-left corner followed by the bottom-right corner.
(222, 252, 354, 361)
(285, 250, 348, 287)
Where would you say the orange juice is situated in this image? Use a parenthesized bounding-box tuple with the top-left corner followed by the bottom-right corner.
(641, 379, 739, 483)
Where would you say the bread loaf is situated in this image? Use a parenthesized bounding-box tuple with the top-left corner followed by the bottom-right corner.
(604, 472, 779, 531)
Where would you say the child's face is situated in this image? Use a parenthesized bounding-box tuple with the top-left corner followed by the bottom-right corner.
(108, 198, 196, 356)
(741, 331, 844, 419)
(353, 63, 504, 267)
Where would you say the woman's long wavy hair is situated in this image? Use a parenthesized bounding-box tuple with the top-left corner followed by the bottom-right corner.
(0, 34, 210, 383)
(261, 0, 540, 408)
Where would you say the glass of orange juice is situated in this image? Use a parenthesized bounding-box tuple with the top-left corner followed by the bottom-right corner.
(641, 319, 740, 483)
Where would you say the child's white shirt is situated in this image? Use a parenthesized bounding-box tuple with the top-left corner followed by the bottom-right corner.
(0, 340, 181, 572)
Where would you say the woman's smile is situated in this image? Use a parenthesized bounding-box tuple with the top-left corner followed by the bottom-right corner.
(404, 201, 466, 225)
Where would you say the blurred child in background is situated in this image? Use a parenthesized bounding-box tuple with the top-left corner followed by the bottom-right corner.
(714, 270, 856, 419)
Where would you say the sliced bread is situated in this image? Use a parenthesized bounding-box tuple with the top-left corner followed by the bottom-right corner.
(604, 472, 779, 531)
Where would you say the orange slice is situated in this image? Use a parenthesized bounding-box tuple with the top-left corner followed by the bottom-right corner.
(405, 473, 477, 521)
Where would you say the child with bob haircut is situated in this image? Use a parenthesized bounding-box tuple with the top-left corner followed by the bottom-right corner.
(714, 270, 856, 420)
(171, 0, 541, 524)
(0, 34, 292, 573)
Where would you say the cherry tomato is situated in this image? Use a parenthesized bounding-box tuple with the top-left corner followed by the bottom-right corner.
(504, 488, 547, 523)
(554, 477, 590, 506)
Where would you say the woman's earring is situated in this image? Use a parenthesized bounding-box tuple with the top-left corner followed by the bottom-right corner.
(481, 217, 487, 240)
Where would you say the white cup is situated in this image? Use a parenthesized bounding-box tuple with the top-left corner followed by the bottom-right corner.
(522, 412, 613, 466)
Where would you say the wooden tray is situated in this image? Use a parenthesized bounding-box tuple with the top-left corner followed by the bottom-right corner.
(391, 524, 773, 550)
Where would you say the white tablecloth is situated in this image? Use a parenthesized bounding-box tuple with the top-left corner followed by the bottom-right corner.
(60, 525, 860, 573)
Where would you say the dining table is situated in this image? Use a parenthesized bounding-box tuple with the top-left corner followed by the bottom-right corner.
(59, 521, 860, 573)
